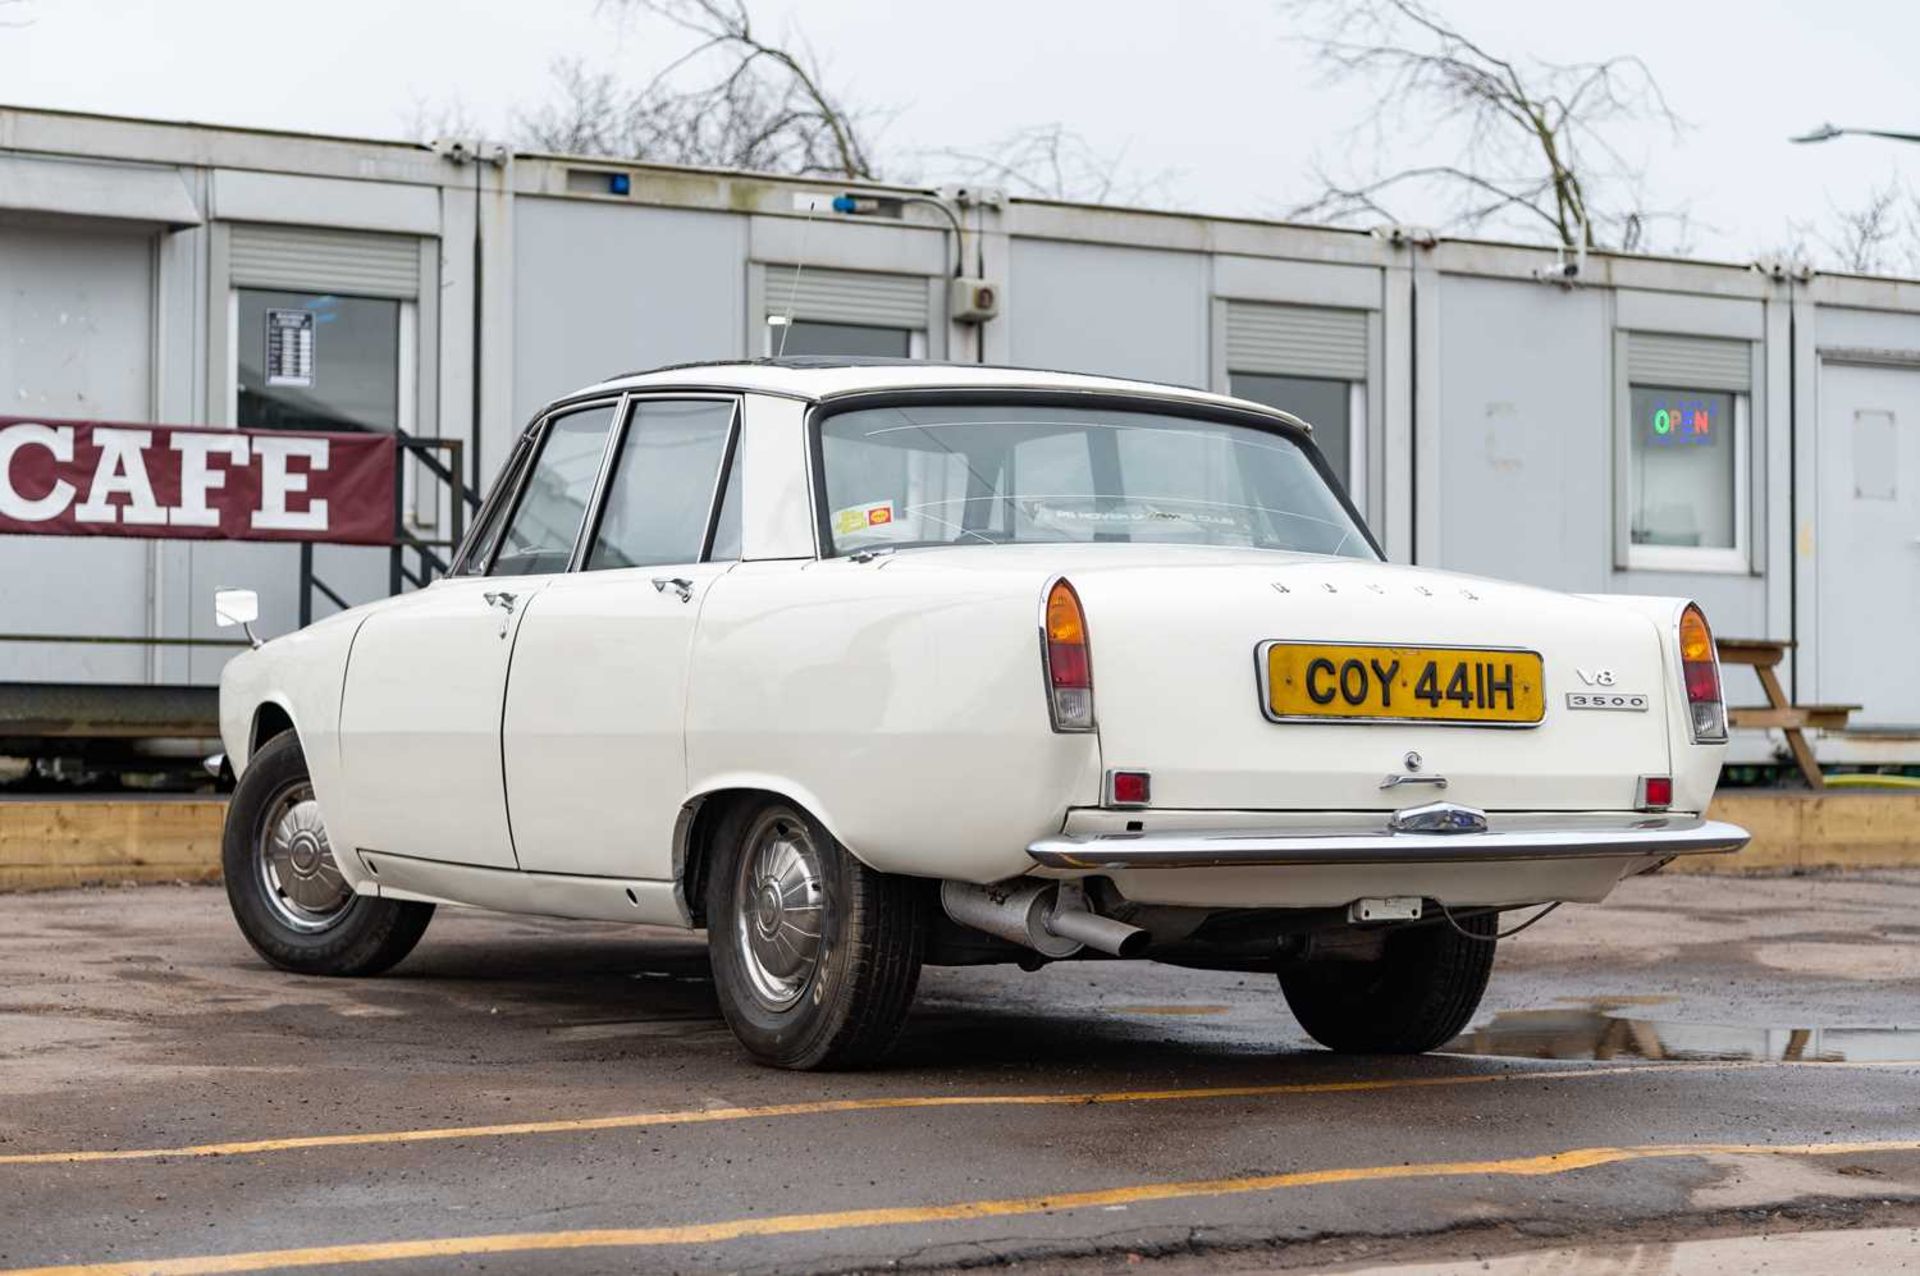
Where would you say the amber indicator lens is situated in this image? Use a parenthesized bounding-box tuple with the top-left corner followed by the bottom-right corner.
(1679, 604, 1727, 743)
(1044, 579, 1094, 731)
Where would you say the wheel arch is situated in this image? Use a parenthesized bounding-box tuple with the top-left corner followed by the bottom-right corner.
(224, 692, 303, 779)
(673, 775, 861, 928)
(250, 699, 298, 758)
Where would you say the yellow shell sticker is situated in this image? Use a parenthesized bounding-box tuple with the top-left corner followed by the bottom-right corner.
(833, 501, 896, 536)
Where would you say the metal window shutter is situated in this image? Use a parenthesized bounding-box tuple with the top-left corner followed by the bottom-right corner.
(229, 224, 421, 299)
(764, 266, 929, 328)
(1626, 332, 1750, 392)
(1225, 302, 1368, 380)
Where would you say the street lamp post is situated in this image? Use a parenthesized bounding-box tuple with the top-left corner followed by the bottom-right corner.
(1792, 122, 1920, 145)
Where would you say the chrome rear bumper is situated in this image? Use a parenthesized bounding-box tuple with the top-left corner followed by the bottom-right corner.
(1028, 815, 1750, 871)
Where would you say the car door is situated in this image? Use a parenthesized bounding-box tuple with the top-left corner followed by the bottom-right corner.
(503, 395, 741, 880)
(335, 400, 623, 868)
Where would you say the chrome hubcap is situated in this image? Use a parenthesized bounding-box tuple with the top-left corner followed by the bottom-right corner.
(257, 782, 353, 933)
(733, 810, 825, 1012)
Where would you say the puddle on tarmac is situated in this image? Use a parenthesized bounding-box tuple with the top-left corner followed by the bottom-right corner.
(1446, 1006, 1920, 1063)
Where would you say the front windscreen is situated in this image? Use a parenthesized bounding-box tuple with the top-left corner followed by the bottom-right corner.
(817, 401, 1375, 559)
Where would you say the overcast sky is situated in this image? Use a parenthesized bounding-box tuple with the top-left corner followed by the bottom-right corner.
(4, 0, 1919, 267)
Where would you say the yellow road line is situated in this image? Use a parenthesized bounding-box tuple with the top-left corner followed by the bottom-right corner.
(8, 1136, 1919, 1276)
(2, 1059, 1909, 1168)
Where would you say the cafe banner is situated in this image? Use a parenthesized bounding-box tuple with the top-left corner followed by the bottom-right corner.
(0, 417, 396, 546)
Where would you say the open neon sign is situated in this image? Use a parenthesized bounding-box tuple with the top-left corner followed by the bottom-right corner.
(1648, 400, 1715, 447)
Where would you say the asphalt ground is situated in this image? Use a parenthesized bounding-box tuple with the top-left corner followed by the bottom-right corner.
(1, 870, 1918, 1274)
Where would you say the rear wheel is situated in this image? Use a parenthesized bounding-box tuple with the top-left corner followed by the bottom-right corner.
(705, 799, 925, 1070)
(1279, 912, 1496, 1053)
(222, 731, 433, 976)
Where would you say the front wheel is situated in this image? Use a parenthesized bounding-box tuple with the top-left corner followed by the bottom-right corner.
(706, 799, 925, 1069)
(1279, 911, 1496, 1053)
(222, 731, 433, 977)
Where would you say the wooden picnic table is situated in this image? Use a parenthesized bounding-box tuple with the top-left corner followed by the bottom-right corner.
(1715, 637, 1857, 789)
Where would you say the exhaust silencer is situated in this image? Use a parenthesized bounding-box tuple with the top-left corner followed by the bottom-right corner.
(940, 880, 1147, 958)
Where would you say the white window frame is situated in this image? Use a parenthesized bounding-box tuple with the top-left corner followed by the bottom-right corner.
(1623, 388, 1750, 574)
(1345, 381, 1367, 517)
(761, 316, 926, 359)
(226, 288, 424, 538)
(1223, 369, 1366, 518)
(224, 288, 418, 436)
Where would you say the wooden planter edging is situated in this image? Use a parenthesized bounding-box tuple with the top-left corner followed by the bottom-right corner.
(1680, 791, 1920, 875)
(0, 798, 226, 891)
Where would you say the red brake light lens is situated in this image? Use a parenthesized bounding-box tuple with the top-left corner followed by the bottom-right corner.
(1110, 770, 1151, 806)
(1043, 579, 1094, 732)
(1679, 604, 1727, 743)
(1641, 776, 1673, 810)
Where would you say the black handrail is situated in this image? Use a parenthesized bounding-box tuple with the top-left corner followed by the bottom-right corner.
(300, 436, 472, 626)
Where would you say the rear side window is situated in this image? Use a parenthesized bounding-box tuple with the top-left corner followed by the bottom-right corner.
(585, 399, 737, 570)
(489, 403, 618, 576)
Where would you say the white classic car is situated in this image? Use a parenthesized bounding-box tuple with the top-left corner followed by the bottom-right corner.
(217, 360, 1749, 1069)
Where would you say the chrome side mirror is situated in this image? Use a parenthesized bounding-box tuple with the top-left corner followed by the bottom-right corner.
(214, 587, 262, 648)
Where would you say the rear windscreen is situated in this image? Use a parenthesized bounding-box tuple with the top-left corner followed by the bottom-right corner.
(817, 401, 1374, 559)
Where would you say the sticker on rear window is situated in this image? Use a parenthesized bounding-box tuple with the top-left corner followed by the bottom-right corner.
(833, 500, 897, 537)
(1018, 498, 1248, 536)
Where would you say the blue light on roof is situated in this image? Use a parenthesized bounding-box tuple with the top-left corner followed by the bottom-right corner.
(832, 194, 858, 213)
(609, 173, 632, 196)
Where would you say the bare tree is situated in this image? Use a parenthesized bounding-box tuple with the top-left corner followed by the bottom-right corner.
(499, 1, 1168, 206)
(926, 123, 1177, 206)
(519, 0, 881, 179)
(1821, 178, 1912, 275)
(1282, 0, 1683, 250)
(402, 94, 485, 146)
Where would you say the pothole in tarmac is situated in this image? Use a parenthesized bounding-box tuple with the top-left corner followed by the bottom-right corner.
(1445, 1004, 1920, 1063)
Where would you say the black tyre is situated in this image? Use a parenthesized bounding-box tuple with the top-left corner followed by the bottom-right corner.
(1279, 911, 1496, 1053)
(706, 798, 925, 1070)
(222, 731, 433, 977)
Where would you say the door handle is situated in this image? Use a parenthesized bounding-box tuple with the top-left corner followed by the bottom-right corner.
(482, 590, 517, 638)
(651, 576, 694, 603)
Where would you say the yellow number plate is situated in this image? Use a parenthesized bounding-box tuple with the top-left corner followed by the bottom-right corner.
(1261, 642, 1545, 725)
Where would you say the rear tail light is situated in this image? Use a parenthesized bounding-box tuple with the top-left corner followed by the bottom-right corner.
(1679, 603, 1727, 743)
(1042, 578, 1094, 732)
(1638, 775, 1673, 810)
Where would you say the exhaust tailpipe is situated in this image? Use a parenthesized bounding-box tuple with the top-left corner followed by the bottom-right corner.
(1045, 907, 1149, 958)
(940, 880, 1147, 958)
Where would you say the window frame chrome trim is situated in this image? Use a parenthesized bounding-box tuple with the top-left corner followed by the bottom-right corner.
(449, 423, 537, 577)
(569, 391, 745, 574)
(479, 394, 626, 579)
